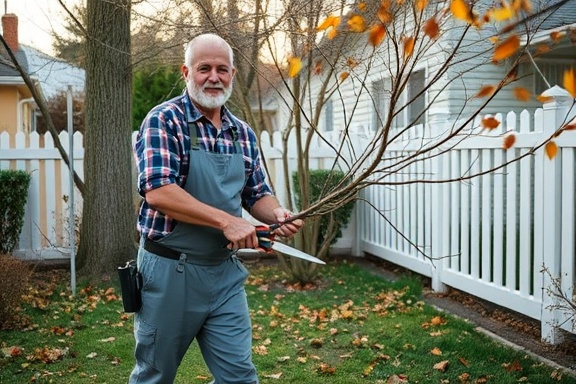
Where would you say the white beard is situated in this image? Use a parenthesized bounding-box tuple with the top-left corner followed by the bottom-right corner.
(187, 81, 233, 109)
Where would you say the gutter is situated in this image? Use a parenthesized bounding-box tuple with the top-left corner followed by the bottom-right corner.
(520, 22, 576, 46)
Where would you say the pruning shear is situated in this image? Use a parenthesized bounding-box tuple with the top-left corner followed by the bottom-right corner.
(253, 224, 325, 265)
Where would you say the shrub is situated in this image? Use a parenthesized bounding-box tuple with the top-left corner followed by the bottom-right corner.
(0, 254, 31, 327)
(0, 169, 31, 254)
(292, 169, 355, 251)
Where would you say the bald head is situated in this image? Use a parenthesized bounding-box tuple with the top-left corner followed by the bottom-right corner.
(184, 34, 234, 68)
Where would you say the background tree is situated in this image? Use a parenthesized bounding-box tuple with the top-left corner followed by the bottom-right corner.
(52, 3, 87, 68)
(132, 63, 185, 131)
(76, 0, 135, 276)
(36, 90, 85, 134)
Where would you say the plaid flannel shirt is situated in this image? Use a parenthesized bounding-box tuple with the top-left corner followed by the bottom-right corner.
(134, 90, 272, 240)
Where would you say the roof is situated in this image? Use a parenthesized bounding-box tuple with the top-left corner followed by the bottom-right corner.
(530, 0, 576, 31)
(0, 45, 84, 98)
(0, 45, 28, 79)
(21, 45, 84, 98)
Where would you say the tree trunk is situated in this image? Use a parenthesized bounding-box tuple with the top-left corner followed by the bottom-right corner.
(77, 0, 135, 277)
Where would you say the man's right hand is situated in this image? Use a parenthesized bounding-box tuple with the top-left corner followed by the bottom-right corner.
(222, 217, 259, 250)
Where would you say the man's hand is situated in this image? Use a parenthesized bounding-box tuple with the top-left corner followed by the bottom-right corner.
(222, 216, 259, 250)
(271, 208, 303, 238)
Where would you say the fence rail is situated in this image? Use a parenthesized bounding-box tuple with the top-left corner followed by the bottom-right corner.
(1, 95, 575, 344)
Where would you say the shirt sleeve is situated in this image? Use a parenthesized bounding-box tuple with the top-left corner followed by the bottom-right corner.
(134, 108, 184, 197)
(241, 127, 273, 208)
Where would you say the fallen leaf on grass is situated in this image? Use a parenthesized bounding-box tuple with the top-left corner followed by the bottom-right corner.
(2, 346, 23, 357)
(386, 374, 409, 383)
(86, 352, 98, 359)
(317, 362, 336, 374)
(98, 337, 116, 343)
(263, 372, 283, 379)
(433, 360, 450, 372)
(502, 360, 522, 372)
(431, 347, 442, 355)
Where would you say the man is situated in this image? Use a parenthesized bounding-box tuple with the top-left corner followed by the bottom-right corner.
(131, 33, 302, 383)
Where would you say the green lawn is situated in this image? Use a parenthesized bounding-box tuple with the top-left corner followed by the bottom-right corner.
(0, 260, 571, 383)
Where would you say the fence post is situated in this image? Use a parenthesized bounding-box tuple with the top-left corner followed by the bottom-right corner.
(539, 85, 572, 344)
(429, 113, 450, 292)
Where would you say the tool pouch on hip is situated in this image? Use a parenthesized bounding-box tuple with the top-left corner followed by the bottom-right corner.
(117, 260, 142, 313)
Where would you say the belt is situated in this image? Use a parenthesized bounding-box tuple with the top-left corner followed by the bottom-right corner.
(143, 238, 182, 260)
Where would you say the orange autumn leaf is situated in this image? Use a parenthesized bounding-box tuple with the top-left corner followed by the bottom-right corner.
(369, 24, 387, 47)
(450, 0, 471, 22)
(317, 16, 339, 31)
(490, 5, 514, 21)
(313, 61, 323, 75)
(564, 67, 576, 97)
(513, 0, 532, 12)
(481, 116, 500, 130)
(347, 57, 360, 69)
(513, 86, 531, 101)
(327, 28, 338, 40)
(423, 17, 440, 39)
(550, 31, 565, 43)
(288, 57, 302, 78)
(340, 72, 349, 82)
(475, 85, 497, 98)
(503, 133, 516, 149)
(431, 347, 443, 355)
(348, 15, 366, 32)
(535, 44, 552, 55)
(358, 2, 367, 11)
(563, 119, 576, 131)
(433, 360, 450, 372)
(493, 34, 520, 61)
(416, 0, 428, 12)
(377, 1, 392, 24)
(536, 94, 554, 103)
(403, 36, 415, 58)
(545, 141, 558, 160)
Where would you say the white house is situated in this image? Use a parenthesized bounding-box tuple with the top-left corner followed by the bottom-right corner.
(265, 0, 575, 138)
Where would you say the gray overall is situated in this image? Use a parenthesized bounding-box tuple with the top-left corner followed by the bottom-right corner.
(129, 120, 258, 384)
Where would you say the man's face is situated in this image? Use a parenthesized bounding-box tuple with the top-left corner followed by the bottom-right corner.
(182, 43, 235, 110)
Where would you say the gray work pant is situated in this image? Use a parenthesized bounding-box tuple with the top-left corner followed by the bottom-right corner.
(128, 248, 258, 384)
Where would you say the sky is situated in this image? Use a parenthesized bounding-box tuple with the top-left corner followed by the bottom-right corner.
(3, 0, 73, 55)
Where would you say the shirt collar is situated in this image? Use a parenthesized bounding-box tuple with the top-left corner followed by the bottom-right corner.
(182, 90, 237, 132)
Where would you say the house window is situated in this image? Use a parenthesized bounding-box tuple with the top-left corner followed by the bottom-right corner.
(371, 70, 426, 132)
(407, 69, 426, 126)
(371, 78, 390, 131)
(532, 60, 576, 94)
(324, 99, 334, 132)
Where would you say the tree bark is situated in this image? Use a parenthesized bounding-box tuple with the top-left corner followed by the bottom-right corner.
(77, 0, 135, 276)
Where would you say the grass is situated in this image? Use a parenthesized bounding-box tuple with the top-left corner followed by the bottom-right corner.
(0, 259, 571, 383)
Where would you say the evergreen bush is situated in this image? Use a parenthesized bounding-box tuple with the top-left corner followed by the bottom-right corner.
(0, 170, 32, 254)
(292, 169, 355, 251)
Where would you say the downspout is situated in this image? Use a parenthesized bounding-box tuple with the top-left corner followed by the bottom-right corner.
(17, 98, 36, 133)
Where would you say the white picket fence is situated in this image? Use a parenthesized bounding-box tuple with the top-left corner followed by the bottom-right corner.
(352, 94, 576, 344)
(1, 93, 575, 344)
(0, 131, 84, 259)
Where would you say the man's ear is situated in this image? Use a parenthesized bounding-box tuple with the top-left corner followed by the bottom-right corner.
(181, 64, 189, 78)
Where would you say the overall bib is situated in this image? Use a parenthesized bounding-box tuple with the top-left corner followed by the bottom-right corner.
(129, 120, 258, 384)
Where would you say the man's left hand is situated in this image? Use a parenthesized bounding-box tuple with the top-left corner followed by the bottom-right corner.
(271, 208, 303, 238)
